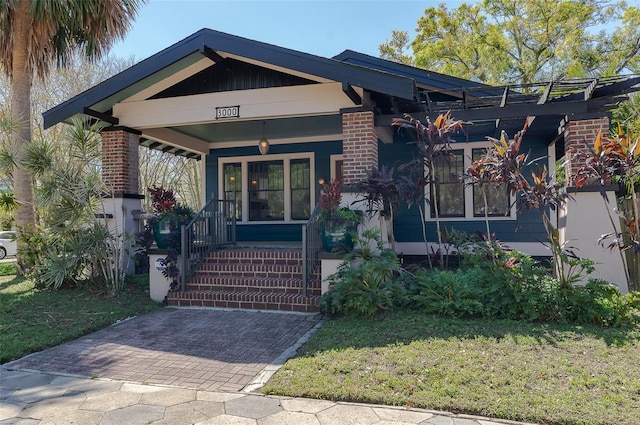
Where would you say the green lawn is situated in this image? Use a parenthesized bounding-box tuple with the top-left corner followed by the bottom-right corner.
(264, 310, 640, 425)
(0, 270, 159, 364)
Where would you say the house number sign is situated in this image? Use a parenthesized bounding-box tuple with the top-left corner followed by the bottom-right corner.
(215, 105, 240, 119)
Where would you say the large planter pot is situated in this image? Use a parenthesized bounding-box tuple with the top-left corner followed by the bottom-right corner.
(153, 218, 179, 249)
(149, 253, 171, 302)
(321, 221, 358, 252)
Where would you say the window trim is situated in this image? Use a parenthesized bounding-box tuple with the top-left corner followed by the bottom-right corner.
(218, 152, 315, 224)
(425, 142, 517, 222)
(330, 154, 343, 182)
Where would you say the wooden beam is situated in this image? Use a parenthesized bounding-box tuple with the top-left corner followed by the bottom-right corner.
(375, 99, 592, 124)
(342, 82, 362, 105)
(141, 128, 210, 154)
(584, 79, 598, 101)
(83, 108, 119, 125)
(538, 82, 553, 105)
(114, 83, 355, 128)
(201, 46, 225, 63)
(495, 86, 510, 132)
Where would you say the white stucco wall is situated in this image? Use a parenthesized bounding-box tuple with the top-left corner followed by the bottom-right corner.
(561, 190, 628, 293)
(99, 197, 142, 275)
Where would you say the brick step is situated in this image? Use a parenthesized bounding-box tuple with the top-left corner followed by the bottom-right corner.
(166, 290, 321, 312)
(197, 262, 303, 278)
(186, 276, 321, 296)
(207, 248, 302, 262)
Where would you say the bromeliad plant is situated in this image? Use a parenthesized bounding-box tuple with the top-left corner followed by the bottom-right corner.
(574, 125, 640, 291)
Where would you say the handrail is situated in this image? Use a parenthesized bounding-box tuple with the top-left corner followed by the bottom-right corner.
(180, 198, 236, 291)
(301, 203, 322, 296)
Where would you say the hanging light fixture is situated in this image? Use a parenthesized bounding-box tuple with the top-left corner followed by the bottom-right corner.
(258, 121, 269, 155)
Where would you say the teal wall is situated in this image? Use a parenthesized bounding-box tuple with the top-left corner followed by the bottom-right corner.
(204, 134, 551, 244)
(383, 132, 549, 244)
(206, 141, 342, 241)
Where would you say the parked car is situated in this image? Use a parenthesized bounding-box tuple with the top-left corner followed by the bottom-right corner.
(0, 231, 16, 259)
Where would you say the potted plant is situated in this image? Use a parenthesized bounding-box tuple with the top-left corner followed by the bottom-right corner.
(137, 186, 196, 292)
(146, 185, 194, 249)
(317, 179, 361, 252)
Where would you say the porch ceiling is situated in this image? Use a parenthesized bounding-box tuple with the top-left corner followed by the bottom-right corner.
(165, 114, 342, 144)
(137, 114, 343, 160)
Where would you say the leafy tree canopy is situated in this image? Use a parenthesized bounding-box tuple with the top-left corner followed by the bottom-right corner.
(380, 0, 640, 85)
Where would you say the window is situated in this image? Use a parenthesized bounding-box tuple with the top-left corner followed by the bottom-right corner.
(290, 159, 311, 220)
(431, 150, 465, 218)
(472, 149, 510, 217)
(220, 153, 314, 223)
(223, 163, 242, 220)
(426, 144, 515, 220)
(330, 154, 344, 182)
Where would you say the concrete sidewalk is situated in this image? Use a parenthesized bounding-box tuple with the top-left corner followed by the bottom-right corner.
(0, 369, 532, 425)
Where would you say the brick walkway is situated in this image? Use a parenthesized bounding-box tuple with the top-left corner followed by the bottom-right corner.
(8, 308, 322, 392)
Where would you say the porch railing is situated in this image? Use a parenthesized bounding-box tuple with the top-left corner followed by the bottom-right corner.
(301, 203, 322, 297)
(180, 198, 236, 291)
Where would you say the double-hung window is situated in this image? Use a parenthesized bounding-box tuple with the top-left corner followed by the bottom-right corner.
(471, 148, 510, 217)
(427, 144, 514, 220)
(431, 150, 465, 218)
(220, 153, 314, 223)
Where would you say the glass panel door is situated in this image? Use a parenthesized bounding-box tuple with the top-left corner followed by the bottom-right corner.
(290, 158, 310, 220)
(248, 160, 284, 221)
(223, 163, 242, 220)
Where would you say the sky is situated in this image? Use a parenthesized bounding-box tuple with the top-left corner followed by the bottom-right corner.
(110, 0, 458, 62)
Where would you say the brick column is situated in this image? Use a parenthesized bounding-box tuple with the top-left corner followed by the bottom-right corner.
(563, 117, 609, 186)
(100, 127, 143, 276)
(342, 111, 378, 186)
(101, 128, 140, 195)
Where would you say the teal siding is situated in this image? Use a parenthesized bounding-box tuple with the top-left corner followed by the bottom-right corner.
(382, 134, 550, 244)
(205, 141, 342, 241)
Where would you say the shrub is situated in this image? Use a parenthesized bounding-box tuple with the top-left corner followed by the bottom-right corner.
(320, 229, 405, 317)
(16, 226, 52, 277)
(405, 237, 639, 326)
(405, 268, 484, 317)
(562, 280, 636, 326)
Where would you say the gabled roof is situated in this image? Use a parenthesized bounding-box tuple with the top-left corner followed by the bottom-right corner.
(43, 28, 640, 150)
(43, 28, 417, 129)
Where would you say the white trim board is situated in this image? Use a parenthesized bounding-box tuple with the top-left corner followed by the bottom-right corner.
(395, 241, 552, 257)
(114, 82, 357, 128)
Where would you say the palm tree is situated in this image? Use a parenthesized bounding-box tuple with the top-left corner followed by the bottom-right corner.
(0, 0, 145, 235)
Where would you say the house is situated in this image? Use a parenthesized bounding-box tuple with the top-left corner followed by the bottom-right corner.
(44, 29, 639, 307)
